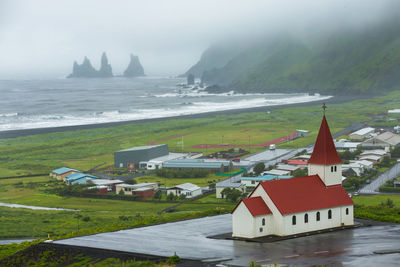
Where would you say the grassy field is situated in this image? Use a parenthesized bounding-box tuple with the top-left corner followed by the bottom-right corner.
(353, 194, 400, 207)
(2, 91, 400, 178)
(135, 174, 225, 187)
(0, 176, 235, 239)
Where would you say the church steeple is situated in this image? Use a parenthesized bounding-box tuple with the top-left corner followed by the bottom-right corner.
(308, 108, 343, 186)
(308, 115, 342, 165)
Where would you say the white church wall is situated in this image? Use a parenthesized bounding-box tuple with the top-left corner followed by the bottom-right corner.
(232, 202, 256, 238)
(281, 206, 351, 236)
(250, 185, 284, 235)
(253, 215, 273, 237)
(341, 205, 354, 225)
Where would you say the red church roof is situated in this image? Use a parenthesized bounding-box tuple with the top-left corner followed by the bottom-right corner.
(308, 115, 342, 165)
(258, 175, 353, 215)
(232, 196, 272, 217)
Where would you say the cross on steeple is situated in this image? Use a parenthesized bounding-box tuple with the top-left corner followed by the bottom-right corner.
(322, 103, 327, 115)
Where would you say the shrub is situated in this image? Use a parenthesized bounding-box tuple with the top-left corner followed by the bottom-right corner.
(166, 254, 180, 264)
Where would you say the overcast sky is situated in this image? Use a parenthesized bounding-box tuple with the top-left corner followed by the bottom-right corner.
(0, 0, 395, 78)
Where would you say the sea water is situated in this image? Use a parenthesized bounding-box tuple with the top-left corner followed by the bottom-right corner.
(0, 77, 331, 131)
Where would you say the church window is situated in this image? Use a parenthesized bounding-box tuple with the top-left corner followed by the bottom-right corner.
(334, 166, 337, 172)
(328, 209, 332, 219)
(292, 215, 296, 225)
(346, 208, 349, 215)
(331, 166, 334, 172)
(262, 218, 265, 226)
(304, 213, 308, 223)
(259, 227, 263, 232)
(316, 212, 320, 221)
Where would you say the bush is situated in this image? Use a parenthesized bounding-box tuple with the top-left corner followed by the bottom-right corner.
(82, 216, 90, 222)
(166, 254, 180, 264)
(253, 163, 265, 175)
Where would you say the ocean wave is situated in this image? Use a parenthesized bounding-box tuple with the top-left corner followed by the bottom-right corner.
(0, 113, 18, 117)
(0, 94, 331, 131)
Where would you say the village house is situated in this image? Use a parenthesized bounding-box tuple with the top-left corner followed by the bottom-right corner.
(167, 183, 202, 198)
(241, 175, 292, 187)
(232, 115, 353, 238)
(360, 149, 390, 158)
(116, 182, 158, 197)
(50, 167, 77, 181)
(88, 179, 124, 191)
(262, 169, 291, 176)
(349, 127, 375, 141)
(65, 173, 99, 185)
(215, 178, 246, 199)
(361, 131, 400, 149)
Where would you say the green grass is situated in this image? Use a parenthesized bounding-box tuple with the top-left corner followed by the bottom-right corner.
(135, 175, 224, 187)
(353, 194, 400, 207)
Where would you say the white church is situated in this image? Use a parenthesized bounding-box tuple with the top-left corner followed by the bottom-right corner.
(232, 115, 354, 238)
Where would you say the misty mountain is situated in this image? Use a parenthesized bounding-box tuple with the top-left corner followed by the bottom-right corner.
(190, 15, 400, 95)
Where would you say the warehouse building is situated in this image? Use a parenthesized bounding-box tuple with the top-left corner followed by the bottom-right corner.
(114, 144, 168, 168)
(163, 159, 233, 172)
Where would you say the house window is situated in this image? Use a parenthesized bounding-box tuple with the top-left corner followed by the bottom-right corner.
(346, 208, 349, 215)
(292, 215, 296, 225)
(304, 213, 308, 223)
(328, 209, 332, 219)
(316, 212, 320, 221)
(262, 218, 265, 226)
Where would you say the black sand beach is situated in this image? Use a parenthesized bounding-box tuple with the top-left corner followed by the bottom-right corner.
(0, 95, 359, 139)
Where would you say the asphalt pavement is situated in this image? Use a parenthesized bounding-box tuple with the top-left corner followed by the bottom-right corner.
(54, 214, 400, 266)
(359, 163, 400, 194)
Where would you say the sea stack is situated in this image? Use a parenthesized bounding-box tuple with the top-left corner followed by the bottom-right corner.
(67, 53, 113, 78)
(187, 74, 195, 85)
(98, 52, 113, 77)
(67, 57, 98, 78)
(123, 54, 145, 77)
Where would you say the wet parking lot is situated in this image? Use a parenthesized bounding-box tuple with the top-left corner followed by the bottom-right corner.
(55, 214, 400, 266)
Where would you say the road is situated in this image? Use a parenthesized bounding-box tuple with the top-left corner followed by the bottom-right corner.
(55, 214, 400, 266)
(359, 163, 400, 194)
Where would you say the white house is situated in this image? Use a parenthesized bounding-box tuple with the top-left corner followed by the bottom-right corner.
(350, 159, 374, 169)
(349, 127, 375, 141)
(89, 179, 124, 191)
(116, 182, 158, 195)
(167, 183, 202, 198)
(262, 169, 291, 176)
(232, 115, 354, 238)
(360, 149, 390, 158)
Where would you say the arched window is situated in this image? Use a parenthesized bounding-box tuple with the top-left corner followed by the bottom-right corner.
(316, 212, 320, 221)
(331, 166, 334, 172)
(346, 208, 349, 215)
(334, 166, 337, 172)
(304, 213, 308, 223)
(292, 215, 296, 225)
(328, 209, 332, 219)
(262, 218, 265, 226)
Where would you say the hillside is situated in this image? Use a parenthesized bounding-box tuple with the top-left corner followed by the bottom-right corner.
(189, 15, 400, 95)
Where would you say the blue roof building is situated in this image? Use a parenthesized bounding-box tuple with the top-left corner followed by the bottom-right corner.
(65, 173, 99, 185)
(50, 167, 78, 180)
(241, 175, 293, 187)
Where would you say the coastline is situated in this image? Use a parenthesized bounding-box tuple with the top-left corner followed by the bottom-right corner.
(0, 95, 357, 139)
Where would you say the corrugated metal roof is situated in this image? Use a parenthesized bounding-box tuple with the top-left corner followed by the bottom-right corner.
(163, 161, 224, 169)
(350, 127, 375, 136)
(168, 183, 200, 191)
(90, 179, 123, 185)
(66, 172, 98, 181)
(117, 144, 165, 152)
(52, 167, 76, 175)
(165, 158, 231, 166)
